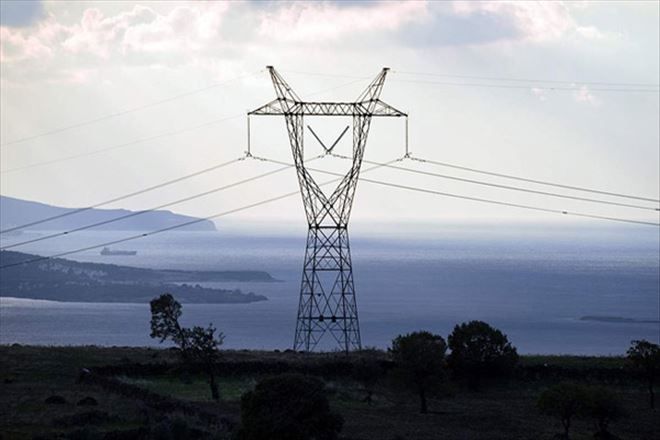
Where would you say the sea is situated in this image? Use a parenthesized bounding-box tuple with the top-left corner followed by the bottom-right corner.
(1, 224, 659, 355)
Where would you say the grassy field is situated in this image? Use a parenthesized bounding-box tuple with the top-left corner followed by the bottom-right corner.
(1, 345, 658, 440)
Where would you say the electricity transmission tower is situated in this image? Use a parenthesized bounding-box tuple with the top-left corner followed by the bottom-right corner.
(249, 66, 406, 352)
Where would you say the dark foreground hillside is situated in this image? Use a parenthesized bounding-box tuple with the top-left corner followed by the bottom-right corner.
(0, 345, 658, 440)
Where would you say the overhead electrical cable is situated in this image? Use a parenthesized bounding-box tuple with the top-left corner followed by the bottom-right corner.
(255, 156, 659, 228)
(0, 158, 398, 269)
(392, 70, 660, 88)
(0, 157, 243, 234)
(0, 157, 325, 250)
(0, 69, 265, 147)
(1, 78, 367, 175)
(405, 155, 660, 203)
(0, 190, 301, 269)
(329, 154, 659, 211)
(360, 177, 659, 227)
(284, 70, 660, 93)
(389, 78, 659, 93)
(0, 114, 244, 174)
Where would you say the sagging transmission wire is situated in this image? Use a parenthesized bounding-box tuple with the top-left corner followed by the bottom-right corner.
(0, 155, 323, 250)
(0, 70, 265, 148)
(283, 70, 660, 93)
(0, 114, 245, 174)
(0, 157, 244, 234)
(404, 155, 660, 204)
(1, 78, 367, 175)
(255, 155, 660, 228)
(329, 153, 659, 212)
(0, 157, 398, 269)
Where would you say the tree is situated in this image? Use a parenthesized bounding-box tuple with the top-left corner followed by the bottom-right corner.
(238, 374, 343, 440)
(390, 331, 447, 414)
(447, 320, 518, 389)
(353, 356, 384, 405)
(583, 386, 624, 440)
(627, 339, 660, 409)
(149, 294, 224, 400)
(538, 382, 588, 440)
(150, 293, 189, 354)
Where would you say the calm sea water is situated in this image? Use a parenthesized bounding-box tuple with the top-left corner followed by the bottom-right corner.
(1, 226, 658, 355)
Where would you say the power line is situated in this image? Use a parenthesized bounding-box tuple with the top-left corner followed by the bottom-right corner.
(1, 78, 368, 175)
(0, 158, 397, 269)
(0, 114, 244, 174)
(2, 156, 655, 270)
(285, 70, 660, 93)
(0, 157, 243, 234)
(256, 156, 659, 227)
(390, 77, 660, 93)
(0, 160, 308, 250)
(358, 177, 659, 227)
(0, 70, 264, 147)
(407, 155, 660, 203)
(330, 153, 659, 211)
(0, 190, 300, 269)
(393, 70, 660, 88)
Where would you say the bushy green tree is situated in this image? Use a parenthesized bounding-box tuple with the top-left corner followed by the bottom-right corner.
(447, 320, 518, 389)
(238, 374, 343, 440)
(538, 382, 588, 440)
(390, 331, 447, 414)
(149, 294, 224, 400)
(627, 339, 660, 409)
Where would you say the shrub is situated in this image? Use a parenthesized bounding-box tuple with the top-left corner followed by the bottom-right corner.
(238, 374, 343, 440)
(352, 355, 385, 405)
(584, 386, 625, 440)
(150, 416, 202, 440)
(626, 339, 660, 409)
(447, 320, 518, 389)
(390, 331, 448, 414)
(538, 382, 588, 440)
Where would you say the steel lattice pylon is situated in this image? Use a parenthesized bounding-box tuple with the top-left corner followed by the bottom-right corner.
(249, 66, 406, 352)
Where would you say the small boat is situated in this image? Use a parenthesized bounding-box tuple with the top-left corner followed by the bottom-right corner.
(100, 247, 137, 256)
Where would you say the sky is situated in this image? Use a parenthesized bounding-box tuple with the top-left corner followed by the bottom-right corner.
(0, 0, 658, 233)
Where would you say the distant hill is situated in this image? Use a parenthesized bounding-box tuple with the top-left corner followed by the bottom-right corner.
(0, 195, 216, 232)
(0, 250, 271, 304)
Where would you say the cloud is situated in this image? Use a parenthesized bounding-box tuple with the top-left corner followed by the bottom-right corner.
(394, 1, 612, 48)
(0, 0, 44, 27)
(1, 3, 231, 63)
(452, 1, 575, 42)
(256, 1, 428, 43)
(530, 87, 547, 102)
(0, 0, 622, 85)
(573, 85, 599, 105)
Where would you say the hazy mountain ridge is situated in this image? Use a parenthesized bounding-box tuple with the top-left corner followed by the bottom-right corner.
(0, 251, 271, 304)
(0, 195, 216, 232)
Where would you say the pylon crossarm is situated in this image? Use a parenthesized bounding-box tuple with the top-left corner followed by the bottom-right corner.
(371, 100, 407, 116)
(250, 101, 405, 117)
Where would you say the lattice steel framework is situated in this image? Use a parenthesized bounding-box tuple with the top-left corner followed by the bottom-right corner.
(249, 66, 406, 352)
